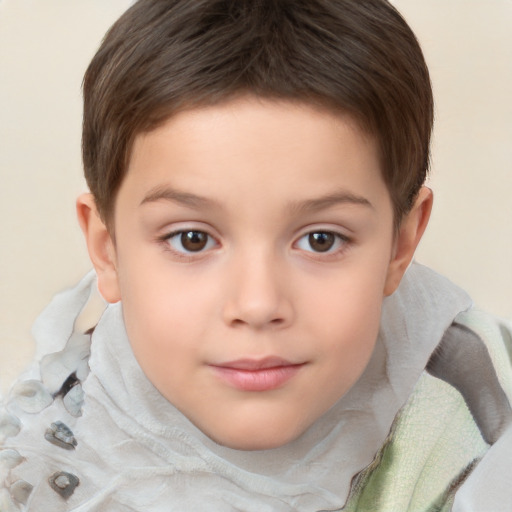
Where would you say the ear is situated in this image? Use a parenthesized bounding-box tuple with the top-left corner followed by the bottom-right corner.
(76, 193, 121, 303)
(384, 186, 433, 296)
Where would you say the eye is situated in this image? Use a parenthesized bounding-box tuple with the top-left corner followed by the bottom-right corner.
(165, 230, 217, 254)
(295, 231, 347, 253)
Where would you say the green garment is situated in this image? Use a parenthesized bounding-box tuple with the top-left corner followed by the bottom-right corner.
(345, 309, 512, 512)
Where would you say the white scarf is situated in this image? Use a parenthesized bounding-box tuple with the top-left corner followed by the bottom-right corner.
(1, 263, 473, 511)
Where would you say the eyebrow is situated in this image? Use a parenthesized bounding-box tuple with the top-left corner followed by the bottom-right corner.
(289, 190, 373, 214)
(140, 185, 220, 209)
(140, 185, 373, 213)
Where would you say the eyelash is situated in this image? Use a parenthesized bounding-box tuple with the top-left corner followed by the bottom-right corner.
(159, 227, 351, 261)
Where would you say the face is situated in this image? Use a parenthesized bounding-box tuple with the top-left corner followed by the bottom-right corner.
(84, 98, 425, 450)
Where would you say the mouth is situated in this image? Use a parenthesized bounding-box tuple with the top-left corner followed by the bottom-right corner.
(209, 357, 305, 392)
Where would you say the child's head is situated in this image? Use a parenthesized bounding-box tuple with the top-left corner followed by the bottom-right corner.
(77, 0, 433, 450)
(82, 0, 433, 230)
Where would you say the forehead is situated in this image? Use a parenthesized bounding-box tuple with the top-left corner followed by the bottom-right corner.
(130, 97, 376, 169)
(117, 97, 389, 220)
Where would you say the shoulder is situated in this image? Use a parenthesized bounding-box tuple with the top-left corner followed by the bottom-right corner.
(346, 307, 512, 512)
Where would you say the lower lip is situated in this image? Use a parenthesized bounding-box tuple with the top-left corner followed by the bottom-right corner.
(211, 365, 304, 392)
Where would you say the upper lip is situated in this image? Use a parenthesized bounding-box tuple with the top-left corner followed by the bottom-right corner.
(212, 357, 301, 371)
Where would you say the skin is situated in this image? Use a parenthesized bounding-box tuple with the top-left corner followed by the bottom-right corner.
(78, 97, 432, 450)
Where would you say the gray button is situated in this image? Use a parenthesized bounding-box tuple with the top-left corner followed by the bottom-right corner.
(44, 421, 77, 450)
(48, 471, 79, 499)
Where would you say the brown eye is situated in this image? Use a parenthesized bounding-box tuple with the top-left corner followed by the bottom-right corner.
(180, 231, 209, 252)
(165, 229, 217, 256)
(308, 232, 336, 252)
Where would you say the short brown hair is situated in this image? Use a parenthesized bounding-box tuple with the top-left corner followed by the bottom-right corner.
(82, 0, 433, 227)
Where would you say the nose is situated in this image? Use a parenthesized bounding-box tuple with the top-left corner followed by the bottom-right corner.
(222, 251, 293, 330)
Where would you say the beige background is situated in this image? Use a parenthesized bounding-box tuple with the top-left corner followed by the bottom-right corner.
(1, 0, 511, 393)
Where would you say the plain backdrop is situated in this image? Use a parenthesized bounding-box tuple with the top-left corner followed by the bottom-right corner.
(1, 0, 511, 393)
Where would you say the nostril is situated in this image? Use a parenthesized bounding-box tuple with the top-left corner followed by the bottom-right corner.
(230, 316, 285, 328)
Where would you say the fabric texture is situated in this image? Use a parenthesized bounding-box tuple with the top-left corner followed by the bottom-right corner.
(0, 263, 511, 511)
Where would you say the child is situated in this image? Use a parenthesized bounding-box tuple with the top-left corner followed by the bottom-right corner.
(1, 0, 511, 510)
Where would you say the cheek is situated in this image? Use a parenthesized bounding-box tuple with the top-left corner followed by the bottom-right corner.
(304, 268, 385, 380)
(117, 260, 217, 363)
(307, 261, 385, 330)
(324, 296, 381, 366)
